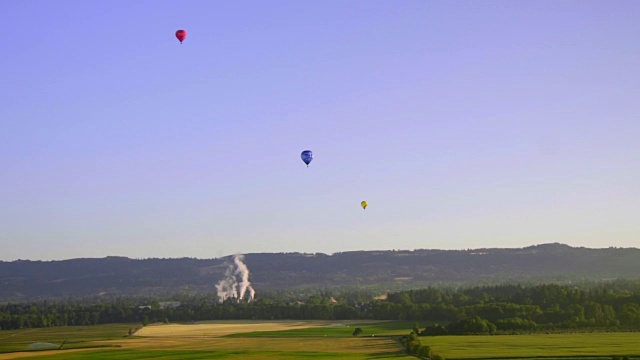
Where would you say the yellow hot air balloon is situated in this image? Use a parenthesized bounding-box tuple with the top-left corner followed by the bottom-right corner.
(361, 201, 368, 210)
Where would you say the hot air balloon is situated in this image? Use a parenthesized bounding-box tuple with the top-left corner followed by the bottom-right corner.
(361, 201, 368, 210)
(175, 29, 187, 44)
(301, 150, 313, 167)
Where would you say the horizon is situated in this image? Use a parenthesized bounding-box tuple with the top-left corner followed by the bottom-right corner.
(3, 242, 639, 262)
(2, 1, 639, 261)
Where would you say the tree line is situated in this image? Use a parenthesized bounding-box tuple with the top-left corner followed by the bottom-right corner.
(2, 280, 640, 332)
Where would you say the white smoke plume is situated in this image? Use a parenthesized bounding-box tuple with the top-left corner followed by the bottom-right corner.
(215, 253, 255, 303)
(215, 263, 238, 302)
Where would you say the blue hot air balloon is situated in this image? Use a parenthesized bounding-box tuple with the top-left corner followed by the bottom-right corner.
(301, 150, 313, 167)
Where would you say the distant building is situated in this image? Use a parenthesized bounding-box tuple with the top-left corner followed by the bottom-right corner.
(159, 301, 181, 309)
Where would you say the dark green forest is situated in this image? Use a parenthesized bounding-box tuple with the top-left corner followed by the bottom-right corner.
(2, 280, 640, 334)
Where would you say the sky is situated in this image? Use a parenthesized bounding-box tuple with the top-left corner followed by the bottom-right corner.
(1, 0, 639, 261)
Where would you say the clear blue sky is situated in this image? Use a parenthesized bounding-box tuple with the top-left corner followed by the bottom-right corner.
(1, 0, 638, 261)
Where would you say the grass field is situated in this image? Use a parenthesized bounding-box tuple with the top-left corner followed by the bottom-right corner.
(223, 320, 415, 338)
(1, 321, 639, 359)
(426, 333, 640, 359)
(0, 324, 135, 354)
(0, 321, 415, 359)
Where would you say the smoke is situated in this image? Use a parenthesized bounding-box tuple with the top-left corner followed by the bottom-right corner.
(215, 253, 255, 303)
(215, 263, 238, 302)
(234, 254, 252, 300)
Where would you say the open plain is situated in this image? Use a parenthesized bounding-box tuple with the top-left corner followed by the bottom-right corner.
(1, 321, 640, 359)
(0, 320, 415, 359)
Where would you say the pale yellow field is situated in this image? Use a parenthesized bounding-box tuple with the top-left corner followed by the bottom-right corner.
(135, 320, 348, 337)
(0, 320, 413, 359)
(124, 320, 393, 352)
(114, 335, 402, 353)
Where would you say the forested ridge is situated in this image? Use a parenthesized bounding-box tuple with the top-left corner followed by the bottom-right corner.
(3, 243, 640, 333)
(2, 243, 640, 300)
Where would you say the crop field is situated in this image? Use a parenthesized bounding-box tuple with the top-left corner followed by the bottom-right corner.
(0, 320, 415, 359)
(1, 321, 639, 359)
(0, 324, 134, 354)
(223, 319, 416, 338)
(426, 333, 640, 359)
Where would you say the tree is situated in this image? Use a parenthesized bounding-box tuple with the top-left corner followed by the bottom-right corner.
(421, 323, 448, 336)
(413, 322, 421, 336)
(352, 327, 363, 336)
(417, 344, 431, 358)
(447, 316, 496, 335)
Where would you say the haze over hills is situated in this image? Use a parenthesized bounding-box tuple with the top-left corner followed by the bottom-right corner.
(1, 243, 639, 301)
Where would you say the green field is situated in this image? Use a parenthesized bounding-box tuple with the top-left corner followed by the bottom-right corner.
(1, 322, 640, 359)
(0, 321, 415, 359)
(426, 333, 640, 359)
(224, 320, 415, 338)
(0, 348, 409, 359)
(0, 324, 135, 354)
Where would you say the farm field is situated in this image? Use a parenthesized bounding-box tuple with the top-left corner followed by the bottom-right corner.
(0, 320, 415, 359)
(426, 332, 640, 359)
(0, 324, 134, 354)
(1, 321, 639, 359)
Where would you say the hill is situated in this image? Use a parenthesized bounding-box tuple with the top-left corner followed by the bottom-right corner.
(1, 243, 639, 301)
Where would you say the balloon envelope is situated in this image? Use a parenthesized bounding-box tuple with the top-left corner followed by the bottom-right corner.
(361, 201, 368, 210)
(301, 150, 313, 166)
(175, 29, 187, 43)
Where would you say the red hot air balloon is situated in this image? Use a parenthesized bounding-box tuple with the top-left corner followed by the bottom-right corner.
(175, 29, 187, 44)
